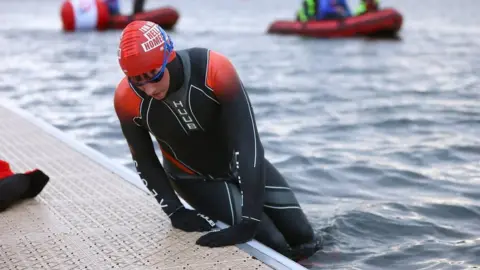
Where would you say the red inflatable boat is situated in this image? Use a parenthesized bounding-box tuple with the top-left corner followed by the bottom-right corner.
(109, 7, 179, 30)
(267, 8, 402, 38)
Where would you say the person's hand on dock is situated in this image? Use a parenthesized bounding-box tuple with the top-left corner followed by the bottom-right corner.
(195, 218, 259, 247)
(169, 206, 216, 232)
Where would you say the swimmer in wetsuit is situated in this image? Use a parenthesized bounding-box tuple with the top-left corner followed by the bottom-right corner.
(114, 20, 322, 260)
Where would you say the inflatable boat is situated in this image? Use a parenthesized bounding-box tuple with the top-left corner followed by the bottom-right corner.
(267, 8, 402, 38)
(109, 7, 179, 30)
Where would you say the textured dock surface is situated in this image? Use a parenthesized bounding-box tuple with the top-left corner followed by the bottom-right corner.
(0, 104, 271, 270)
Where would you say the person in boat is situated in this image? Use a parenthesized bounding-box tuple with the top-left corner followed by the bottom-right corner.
(354, 0, 380, 16)
(296, 0, 316, 22)
(103, 0, 146, 16)
(114, 20, 323, 261)
(297, 0, 352, 22)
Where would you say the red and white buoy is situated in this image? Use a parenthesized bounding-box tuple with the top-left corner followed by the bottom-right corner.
(60, 0, 110, 32)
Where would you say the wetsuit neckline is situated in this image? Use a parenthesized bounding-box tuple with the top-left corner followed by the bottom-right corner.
(167, 50, 191, 95)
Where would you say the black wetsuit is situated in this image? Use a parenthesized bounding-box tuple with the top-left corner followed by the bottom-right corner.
(114, 48, 317, 257)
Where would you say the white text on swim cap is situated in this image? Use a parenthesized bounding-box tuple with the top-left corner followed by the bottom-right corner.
(139, 21, 156, 34)
(141, 26, 165, 52)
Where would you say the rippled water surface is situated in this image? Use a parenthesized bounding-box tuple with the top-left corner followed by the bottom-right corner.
(1, 0, 479, 269)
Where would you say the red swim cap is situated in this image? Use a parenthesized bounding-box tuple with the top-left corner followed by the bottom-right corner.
(118, 20, 176, 77)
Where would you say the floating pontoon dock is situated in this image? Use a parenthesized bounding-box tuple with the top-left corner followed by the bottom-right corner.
(0, 99, 307, 270)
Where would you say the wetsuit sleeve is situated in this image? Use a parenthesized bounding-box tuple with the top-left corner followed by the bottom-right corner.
(114, 79, 183, 216)
(206, 51, 265, 223)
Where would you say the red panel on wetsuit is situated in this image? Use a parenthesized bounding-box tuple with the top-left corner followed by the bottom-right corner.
(205, 50, 241, 100)
(160, 148, 195, 175)
(114, 77, 142, 122)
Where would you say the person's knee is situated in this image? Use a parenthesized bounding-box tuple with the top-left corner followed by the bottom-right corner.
(267, 207, 315, 247)
(294, 218, 315, 244)
(256, 229, 285, 247)
(253, 214, 290, 254)
(255, 230, 290, 256)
